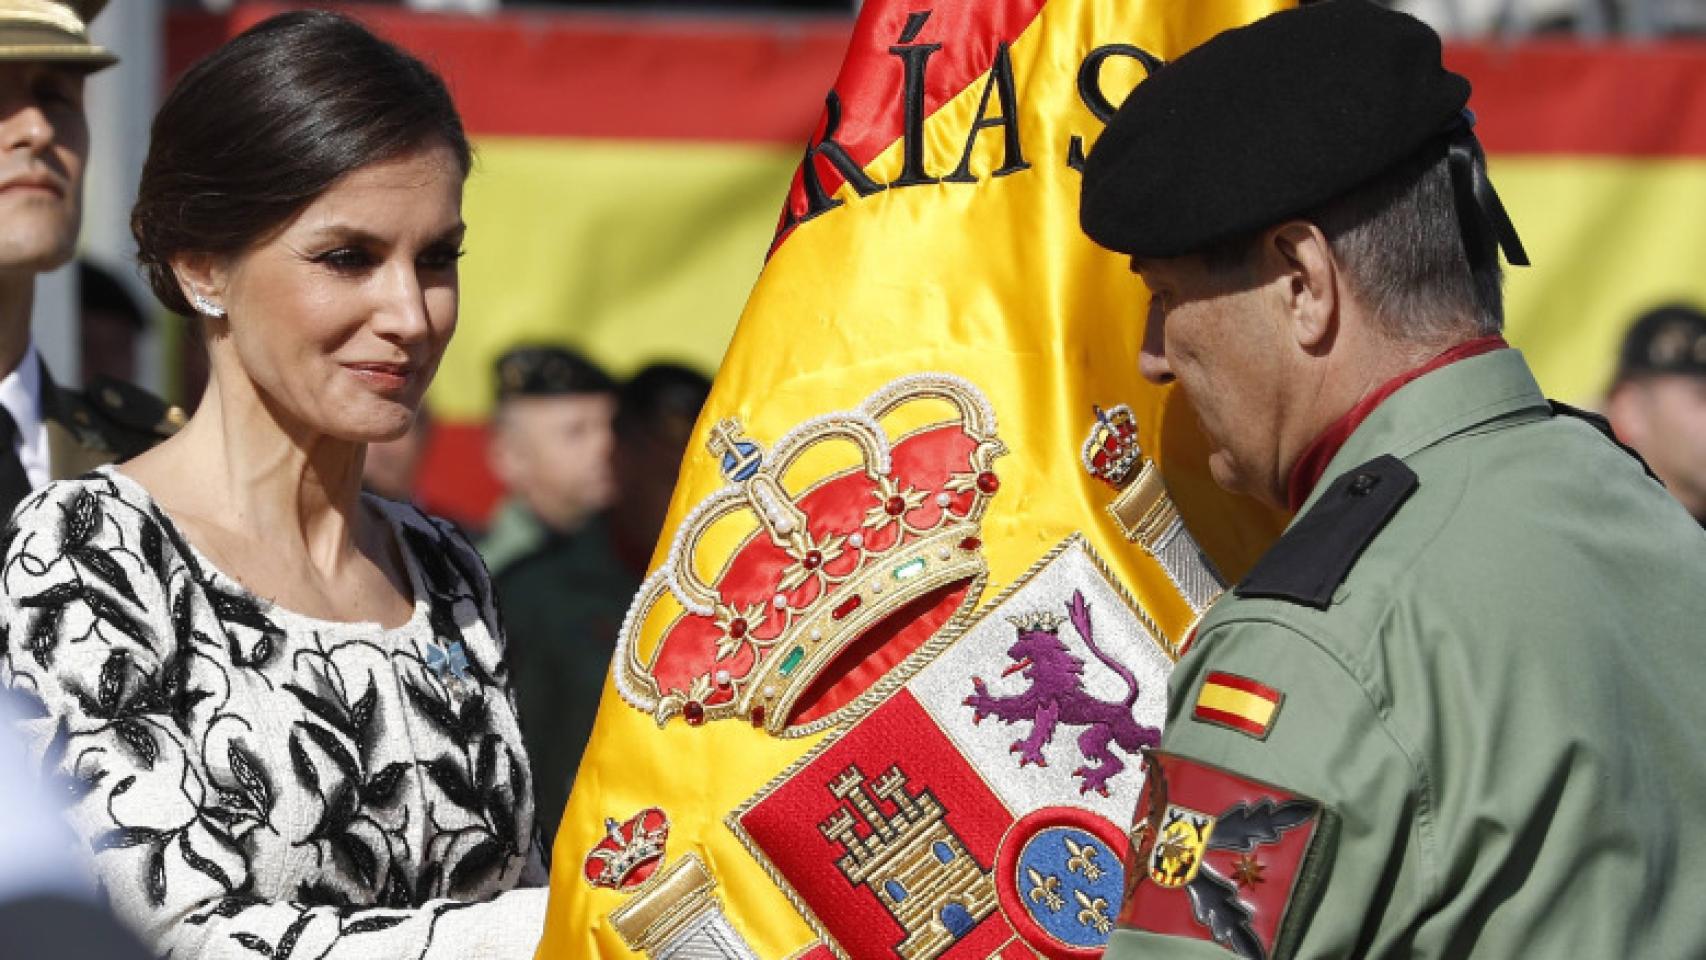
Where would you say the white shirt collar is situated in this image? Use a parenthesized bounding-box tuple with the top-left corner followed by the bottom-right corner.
(0, 343, 51, 489)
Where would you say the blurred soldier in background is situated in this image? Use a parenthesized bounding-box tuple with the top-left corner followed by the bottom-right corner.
(1607, 303, 1706, 526)
(498, 362, 710, 852)
(77, 259, 146, 384)
(480, 345, 617, 575)
(362, 404, 433, 504)
(0, 0, 177, 520)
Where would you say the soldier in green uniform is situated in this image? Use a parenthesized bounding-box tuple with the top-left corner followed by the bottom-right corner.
(1078, 2, 1706, 957)
(480, 345, 617, 576)
(497, 362, 709, 852)
(0, 0, 178, 520)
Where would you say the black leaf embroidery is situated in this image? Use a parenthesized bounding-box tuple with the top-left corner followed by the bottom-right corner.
(423, 756, 481, 811)
(206, 586, 277, 634)
(361, 762, 409, 807)
(296, 880, 352, 910)
(288, 735, 320, 794)
(19, 581, 81, 608)
(284, 684, 355, 739)
(457, 693, 489, 741)
(140, 516, 166, 578)
(297, 721, 360, 785)
(179, 830, 234, 891)
(84, 591, 154, 651)
(380, 868, 413, 909)
(229, 630, 276, 670)
(61, 488, 102, 549)
(447, 838, 506, 895)
(115, 720, 158, 769)
(309, 784, 359, 843)
(148, 504, 202, 581)
(146, 840, 168, 906)
(93, 826, 165, 850)
(329, 831, 379, 890)
(488, 800, 517, 856)
(228, 741, 273, 818)
(97, 649, 129, 716)
(274, 909, 314, 960)
(403, 682, 460, 739)
(507, 747, 526, 810)
(25, 603, 64, 669)
(350, 682, 378, 754)
(475, 735, 499, 790)
(344, 914, 407, 935)
(74, 546, 141, 608)
(231, 931, 274, 956)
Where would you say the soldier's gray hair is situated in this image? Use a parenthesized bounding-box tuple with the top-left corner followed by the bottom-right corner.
(1310, 154, 1505, 340)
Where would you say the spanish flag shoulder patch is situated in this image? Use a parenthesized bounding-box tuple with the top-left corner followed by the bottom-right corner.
(1193, 671, 1283, 739)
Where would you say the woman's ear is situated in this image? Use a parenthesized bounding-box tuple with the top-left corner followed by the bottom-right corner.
(170, 253, 230, 321)
(1268, 221, 1339, 354)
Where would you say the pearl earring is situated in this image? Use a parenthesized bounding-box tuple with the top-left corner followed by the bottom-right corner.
(189, 292, 226, 318)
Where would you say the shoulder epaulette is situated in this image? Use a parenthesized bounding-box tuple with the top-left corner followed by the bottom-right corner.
(1549, 400, 1660, 484)
(81, 376, 185, 440)
(1235, 454, 1418, 609)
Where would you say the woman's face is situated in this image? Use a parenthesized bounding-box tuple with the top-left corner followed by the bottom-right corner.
(207, 140, 465, 443)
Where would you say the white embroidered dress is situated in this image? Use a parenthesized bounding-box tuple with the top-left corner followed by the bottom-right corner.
(0, 467, 547, 958)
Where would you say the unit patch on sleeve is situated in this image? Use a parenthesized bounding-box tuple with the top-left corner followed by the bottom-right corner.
(1118, 752, 1332, 960)
(1192, 671, 1283, 740)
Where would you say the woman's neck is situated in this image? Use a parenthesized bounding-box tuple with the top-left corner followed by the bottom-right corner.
(158, 367, 373, 575)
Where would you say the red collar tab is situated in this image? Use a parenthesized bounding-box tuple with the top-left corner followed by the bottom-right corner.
(1286, 335, 1508, 511)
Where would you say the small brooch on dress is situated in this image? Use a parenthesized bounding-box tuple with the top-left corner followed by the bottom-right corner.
(423, 639, 472, 700)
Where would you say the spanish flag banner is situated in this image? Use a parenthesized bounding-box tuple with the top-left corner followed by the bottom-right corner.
(537, 1, 1289, 958)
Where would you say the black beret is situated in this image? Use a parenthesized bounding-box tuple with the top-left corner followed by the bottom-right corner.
(1081, 0, 1470, 259)
(494, 346, 617, 401)
(1617, 304, 1706, 381)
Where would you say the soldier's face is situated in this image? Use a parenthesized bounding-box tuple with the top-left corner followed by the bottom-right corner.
(0, 62, 88, 276)
(1135, 254, 1293, 506)
(1608, 374, 1706, 521)
(196, 141, 465, 444)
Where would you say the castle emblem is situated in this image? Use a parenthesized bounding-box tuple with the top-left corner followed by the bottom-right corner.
(818, 764, 998, 960)
(615, 374, 1006, 737)
(963, 589, 1161, 796)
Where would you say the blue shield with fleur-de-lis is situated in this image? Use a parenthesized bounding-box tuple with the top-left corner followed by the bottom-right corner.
(996, 807, 1129, 955)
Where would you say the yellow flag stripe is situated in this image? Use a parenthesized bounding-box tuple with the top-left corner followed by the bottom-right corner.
(1197, 683, 1278, 729)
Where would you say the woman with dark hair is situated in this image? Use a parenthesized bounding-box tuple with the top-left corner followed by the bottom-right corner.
(0, 12, 547, 958)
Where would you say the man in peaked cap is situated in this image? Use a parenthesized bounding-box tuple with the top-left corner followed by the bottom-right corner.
(0, 0, 179, 521)
(1606, 303, 1706, 526)
(480, 344, 618, 575)
(1080, 1, 1706, 957)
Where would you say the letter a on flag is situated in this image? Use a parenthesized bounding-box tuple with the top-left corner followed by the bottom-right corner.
(536, 1, 1291, 958)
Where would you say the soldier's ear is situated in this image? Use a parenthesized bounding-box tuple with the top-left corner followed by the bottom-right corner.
(1268, 220, 1338, 355)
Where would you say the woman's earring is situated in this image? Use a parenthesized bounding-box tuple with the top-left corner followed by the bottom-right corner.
(189, 292, 226, 318)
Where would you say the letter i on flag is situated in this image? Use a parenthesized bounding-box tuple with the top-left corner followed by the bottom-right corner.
(536, 1, 1290, 958)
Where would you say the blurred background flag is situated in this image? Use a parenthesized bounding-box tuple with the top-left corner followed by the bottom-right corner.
(537, 1, 1291, 958)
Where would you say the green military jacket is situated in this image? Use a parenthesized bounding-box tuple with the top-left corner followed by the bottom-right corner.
(1107, 349, 1706, 958)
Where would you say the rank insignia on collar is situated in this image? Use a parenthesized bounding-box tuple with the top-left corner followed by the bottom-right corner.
(614, 374, 1006, 737)
(1119, 752, 1332, 960)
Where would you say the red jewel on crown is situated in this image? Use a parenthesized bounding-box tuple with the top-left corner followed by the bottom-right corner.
(614, 374, 1007, 737)
(583, 807, 671, 891)
(1081, 404, 1144, 489)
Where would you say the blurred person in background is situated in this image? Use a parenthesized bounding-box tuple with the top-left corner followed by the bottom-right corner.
(0, 0, 177, 522)
(480, 345, 616, 575)
(78, 258, 148, 384)
(2, 12, 548, 957)
(362, 404, 433, 503)
(0, 690, 154, 960)
(498, 362, 709, 852)
(1607, 303, 1706, 526)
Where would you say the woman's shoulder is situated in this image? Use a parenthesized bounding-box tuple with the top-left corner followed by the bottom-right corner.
(5, 468, 149, 546)
(368, 496, 492, 594)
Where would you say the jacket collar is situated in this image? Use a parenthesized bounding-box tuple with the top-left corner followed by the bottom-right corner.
(1295, 348, 1550, 516)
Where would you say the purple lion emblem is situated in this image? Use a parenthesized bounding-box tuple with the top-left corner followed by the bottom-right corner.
(963, 589, 1161, 796)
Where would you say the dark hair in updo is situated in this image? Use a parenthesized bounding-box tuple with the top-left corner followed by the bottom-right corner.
(131, 11, 471, 316)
